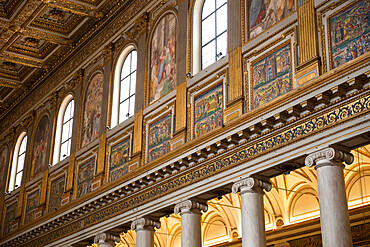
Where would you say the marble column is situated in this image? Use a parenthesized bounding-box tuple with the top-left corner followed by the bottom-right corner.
(305, 147, 354, 247)
(93, 233, 119, 247)
(232, 177, 272, 247)
(174, 200, 208, 247)
(131, 218, 160, 247)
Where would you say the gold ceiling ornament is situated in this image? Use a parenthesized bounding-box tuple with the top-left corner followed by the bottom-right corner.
(25, 37, 40, 46)
(49, 9, 65, 21)
(2, 61, 16, 70)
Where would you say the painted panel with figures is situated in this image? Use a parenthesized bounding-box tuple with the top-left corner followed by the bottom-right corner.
(3, 204, 16, 235)
(148, 113, 172, 162)
(0, 147, 8, 194)
(109, 139, 130, 182)
(25, 190, 39, 224)
(48, 175, 65, 212)
(31, 115, 50, 179)
(76, 157, 95, 199)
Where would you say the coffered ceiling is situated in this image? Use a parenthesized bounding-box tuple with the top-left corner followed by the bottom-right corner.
(0, 0, 127, 120)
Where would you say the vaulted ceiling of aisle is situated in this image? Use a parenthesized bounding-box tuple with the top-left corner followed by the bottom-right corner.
(0, 0, 136, 120)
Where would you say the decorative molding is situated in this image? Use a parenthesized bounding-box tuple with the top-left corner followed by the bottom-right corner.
(131, 218, 161, 231)
(305, 147, 354, 169)
(232, 177, 272, 194)
(126, 12, 149, 40)
(94, 232, 119, 244)
(174, 200, 208, 214)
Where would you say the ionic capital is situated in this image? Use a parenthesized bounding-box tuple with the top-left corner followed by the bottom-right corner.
(94, 232, 119, 244)
(305, 147, 353, 169)
(131, 218, 161, 231)
(174, 200, 208, 215)
(232, 177, 272, 195)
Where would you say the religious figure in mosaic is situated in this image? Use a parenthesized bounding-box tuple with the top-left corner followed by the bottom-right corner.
(48, 175, 65, 212)
(148, 114, 172, 162)
(4, 204, 16, 235)
(82, 73, 104, 147)
(25, 191, 40, 224)
(31, 115, 49, 179)
(150, 14, 177, 104)
(77, 157, 95, 199)
(109, 139, 130, 182)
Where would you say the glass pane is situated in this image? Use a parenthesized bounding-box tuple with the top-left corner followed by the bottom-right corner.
(15, 173, 22, 188)
(60, 142, 68, 160)
(216, 32, 227, 61)
(129, 97, 135, 118)
(216, 4, 227, 36)
(20, 137, 27, 153)
(62, 122, 70, 142)
(66, 139, 71, 157)
(120, 77, 130, 102)
(17, 154, 25, 172)
(131, 50, 137, 71)
(121, 53, 131, 78)
(202, 0, 215, 19)
(202, 13, 215, 46)
(216, 0, 227, 8)
(130, 72, 136, 96)
(202, 41, 216, 69)
(119, 100, 129, 123)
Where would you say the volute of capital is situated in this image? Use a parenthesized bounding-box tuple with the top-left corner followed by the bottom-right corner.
(305, 147, 354, 168)
(174, 200, 208, 214)
(232, 177, 272, 194)
(94, 233, 119, 244)
(131, 218, 161, 231)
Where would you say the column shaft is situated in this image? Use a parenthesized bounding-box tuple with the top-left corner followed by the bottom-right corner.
(136, 229, 154, 247)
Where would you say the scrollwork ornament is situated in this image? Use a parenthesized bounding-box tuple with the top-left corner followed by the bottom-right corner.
(232, 177, 272, 194)
(174, 200, 208, 214)
(305, 147, 354, 169)
(131, 218, 161, 231)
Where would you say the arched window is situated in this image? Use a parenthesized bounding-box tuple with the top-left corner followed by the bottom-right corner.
(193, 0, 227, 73)
(111, 45, 137, 127)
(8, 132, 27, 192)
(53, 94, 74, 165)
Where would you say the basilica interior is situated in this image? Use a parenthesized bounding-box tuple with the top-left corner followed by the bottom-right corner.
(0, 0, 369, 246)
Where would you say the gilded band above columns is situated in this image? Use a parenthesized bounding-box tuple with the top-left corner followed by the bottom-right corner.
(305, 147, 354, 169)
(232, 177, 272, 195)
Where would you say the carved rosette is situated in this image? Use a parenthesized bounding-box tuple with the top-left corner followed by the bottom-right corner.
(232, 177, 272, 195)
(94, 232, 119, 244)
(305, 147, 354, 169)
(131, 218, 161, 231)
(174, 200, 208, 215)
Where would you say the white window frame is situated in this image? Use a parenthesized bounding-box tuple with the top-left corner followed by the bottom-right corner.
(111, 45, 137, 128)
(8, 132, 27, 192)
(53, 94, 74, 165)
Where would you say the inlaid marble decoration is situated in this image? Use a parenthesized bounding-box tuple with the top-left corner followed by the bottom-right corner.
(25, 190, 40, 224)
(82, 73, 103, 147)
(252, 42, 292, 109)
(330, 0, 370, 69)
(149, 13, 177, 104)
(48, 175, 65, 212)
(148, 113, 172, 162)
(3, 203, 16, 235)
(76, 157, 95, 199)
(194, 83, 223, 138)
(249, 0, 295, 39)
(0, 147, 8, 194)
(109, 139, 130, 182)
(31, 115, 49, 178)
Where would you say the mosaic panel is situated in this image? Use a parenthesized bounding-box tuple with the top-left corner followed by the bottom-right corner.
(149, 13, 177, 104)
(31, 115, 49, 178)
(25, 190, 39, 225)
(48, 175, 65, 212)
(147, 113, 172, 162)
(76, 157, 95, 199)
(329, 0, 370, 69)
(82, 73, 103, 147)
(194, 83, 223, 138)
(252, 42, 292, 109)
(3, 203, 16, 235)
(109, 139, 130, 182)
(249, 0, 295, 39)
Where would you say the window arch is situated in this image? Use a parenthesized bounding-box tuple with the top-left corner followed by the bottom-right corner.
(8, 132, 27, 192)
(193, 0, 227, 73)
(111, 45, 137, 128)
(53, 94, 74, 165)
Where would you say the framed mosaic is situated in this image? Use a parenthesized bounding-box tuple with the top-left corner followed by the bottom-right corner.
(328, 0, 370, 69)
(251, 42, 292, 109)
(108, 138, 130, 183)
(146, 112, 173, 163)
(0, 146, 8, 194)
(47, 175, 66, 212)
(76, 157, 96, 199)
(24, 190, 40, 225)
(247, 0, 295, 40)
(31, 115, 50, 179)
(81, 72, 104, 147)
(3, 203, 16, 235)
(193, 83, 224, 139)
(149, 12, 177, 105)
